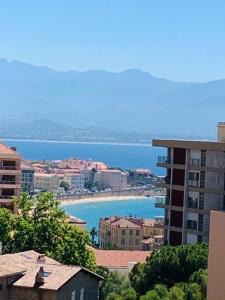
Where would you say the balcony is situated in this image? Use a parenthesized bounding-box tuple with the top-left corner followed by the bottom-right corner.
(189, 158, 200, 167)
(157, 156, 169, 164)
(155, 196, 168, 208)
(0, 165, 20, 175)
(0, 180, 20, 189)
(187, 220, 198, 230)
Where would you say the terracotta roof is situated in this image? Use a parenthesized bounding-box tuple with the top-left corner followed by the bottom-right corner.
(0, 250, 59, 278)
(111, 219, 140, 228)
(90, 247, 150, 268)
(13, 264, 82, 290)
(0, 142, 17, 154)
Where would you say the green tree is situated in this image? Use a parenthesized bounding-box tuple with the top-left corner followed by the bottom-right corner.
(140, 290, 161, 300)
(168, 286, 185, 300)
(141, 244, 208, 292)
(0, 208, 15, 253)
(90, 226, 98, 246)
(3, 192, 96, 270)
(60, 180, 70, 191)
(129, 262, 145, 295)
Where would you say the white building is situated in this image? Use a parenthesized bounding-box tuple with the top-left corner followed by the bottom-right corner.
(64, 173, 85, 192)
(94, 170, 128, 189)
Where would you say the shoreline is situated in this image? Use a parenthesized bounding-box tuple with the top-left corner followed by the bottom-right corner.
(60, 195, 153, 206)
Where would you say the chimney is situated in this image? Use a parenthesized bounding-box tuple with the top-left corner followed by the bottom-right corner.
(10, 146, 17, 152)
(217, 122, 225, 142)
(35, 266, 45, 286)
(37, 254, 46, 264)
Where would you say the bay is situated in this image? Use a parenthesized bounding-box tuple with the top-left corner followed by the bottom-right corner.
(3, 139, 165, 175)
(62, 197, 163, 230)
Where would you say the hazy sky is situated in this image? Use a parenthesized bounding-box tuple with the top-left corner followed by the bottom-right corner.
(1, 0, 225, 82)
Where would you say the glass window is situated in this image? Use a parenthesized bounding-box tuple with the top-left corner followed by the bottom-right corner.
(135, 239, 139, 246)
(80, 288, 84, 300)
(130, 229, 133, 235)
(136, 230, 140, 236)
(71, 290, 76, 300)
(122, 229, 126, 236)
(121, 238, 125, 245)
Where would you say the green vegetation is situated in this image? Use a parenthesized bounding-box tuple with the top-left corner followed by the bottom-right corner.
(0, 192, 96, 270)
(59, 180, 70, 191)
(101, 244, 208, 299)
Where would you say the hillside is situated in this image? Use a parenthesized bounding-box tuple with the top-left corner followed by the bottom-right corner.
(0, 58, 224, 139)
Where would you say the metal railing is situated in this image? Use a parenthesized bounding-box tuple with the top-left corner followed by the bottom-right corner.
(157, 156, 169, 164)
(0, 181, 20, 185)
(189, 158, 200, 166)
(0, 166, 19, 170)
(155, 196, 166, 206)
(0, 195, 13, 199)
(188, 180, 199, 188)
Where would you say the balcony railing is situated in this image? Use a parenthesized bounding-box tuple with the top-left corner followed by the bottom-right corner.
(157, 156, 169, 164)
(155, 196, 167, 206)
(0, 181, 20, 185)
(0, 166, 20, 170)
(0, 195, 14, 199)
(188, 180, 199, 188)
(189, 158, 200, 166)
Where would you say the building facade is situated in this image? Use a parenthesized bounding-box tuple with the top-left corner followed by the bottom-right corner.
(94, 170, 128, 189)
(153, 122, 225, 246)
(34, 173, 59, 193)
(21, 164, 34, 194)
(0, 143, 21, 211)
(64, 173, 85, 192)
(99, 216, 163, 250)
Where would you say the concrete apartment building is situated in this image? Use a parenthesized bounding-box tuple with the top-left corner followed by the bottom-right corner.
(0, 250, 102, 300)
(34, 173, 59, 193)
(21, 163, 34, 194)
(207, 211, 225, 300)
(153, 122, 225, 246)
(0, 143, 21, 211)
(99, 216, 163, 251)
(94, 169, 128, 189)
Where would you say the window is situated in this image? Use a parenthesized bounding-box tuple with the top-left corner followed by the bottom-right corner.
(130, 229, 133, 235)
(71, 290, 76, 300)
(129, 239, 132, 245)
(135, 239, 139, 246)
(80, 288, 84, 300)
(136, 230, 140, 236)
(121, 238, 125, 245)
(122, 229, 126, 236)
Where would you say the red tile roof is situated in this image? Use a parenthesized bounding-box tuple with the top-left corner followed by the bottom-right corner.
(90, 247, 150, 268)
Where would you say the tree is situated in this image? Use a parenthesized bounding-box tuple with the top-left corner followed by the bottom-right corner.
(60, 180, 70, 191)
(129, 262, 145, 295)
(1, 192, 96, 270)
(90, 226, 98, 246)
(168, 286, 185, 300)
(141, 244, 208, 292)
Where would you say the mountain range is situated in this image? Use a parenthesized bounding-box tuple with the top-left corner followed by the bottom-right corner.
(0, 58, 224, 142)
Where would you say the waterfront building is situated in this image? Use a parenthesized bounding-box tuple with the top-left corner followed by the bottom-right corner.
(34, 173, 59, 193)
(207, 211, 225, 300)
(99, 216, 163, 250)
(0, 250, 102, 300)
(94, 169, 128, 189)
(153, 122, 225, 245)
(64, 173, 85, 192)
(0, 143, 21, 211)
(21, 163, 34, 194)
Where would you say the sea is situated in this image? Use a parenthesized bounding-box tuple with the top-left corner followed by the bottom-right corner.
(62, 197, 163, 230)
(3, 139, 165, 229)
(3, 139, 165, 175)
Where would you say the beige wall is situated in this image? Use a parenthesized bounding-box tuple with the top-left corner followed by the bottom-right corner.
(34, 174, 59, 192)
(207, 211, 225, 300)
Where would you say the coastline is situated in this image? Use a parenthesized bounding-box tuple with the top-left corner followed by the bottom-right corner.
(60, 195, 152, 206)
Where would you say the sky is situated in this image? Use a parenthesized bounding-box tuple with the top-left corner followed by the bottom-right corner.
(1, 0, 225, 82)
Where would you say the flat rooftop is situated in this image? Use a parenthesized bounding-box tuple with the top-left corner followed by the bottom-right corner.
(152, 139, 225, 151)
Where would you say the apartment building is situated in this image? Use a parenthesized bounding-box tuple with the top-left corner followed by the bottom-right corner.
(99, 216, 163, 250)
(21, 164, 34, 194)
(0, 143, 21, 211)
(34, 173, 59, 193)
(94, 169, 128, 189)
(64, 173, 85, 192)
(153, 122, 225, 246)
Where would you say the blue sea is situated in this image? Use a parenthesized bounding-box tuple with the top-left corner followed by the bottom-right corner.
(3, 139, 165, 175)
(62, 197, 163, 230)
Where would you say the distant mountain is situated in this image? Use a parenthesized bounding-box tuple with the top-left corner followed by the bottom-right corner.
(0, 58, 224, 139)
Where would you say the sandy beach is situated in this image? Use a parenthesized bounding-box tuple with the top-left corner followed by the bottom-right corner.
(60, 195, 153, 206)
